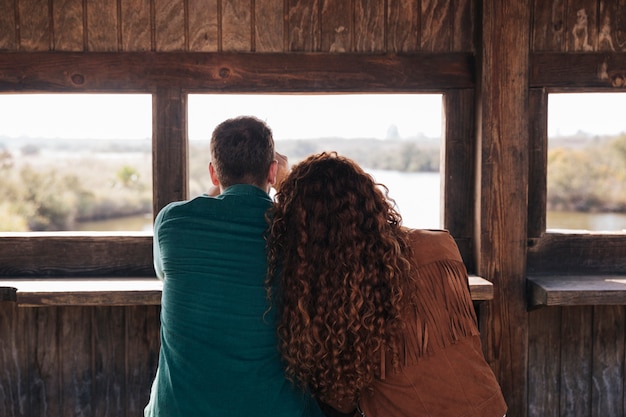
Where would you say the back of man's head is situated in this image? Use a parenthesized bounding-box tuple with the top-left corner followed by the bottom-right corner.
(210, 116, 275, 189)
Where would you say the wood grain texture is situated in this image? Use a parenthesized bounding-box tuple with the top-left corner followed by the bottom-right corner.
(560, 306, 593, 417)
(188, 0, 218, 51)
(354, 0, 384, 52)
(528, 274, 626, 306)
(567, 0, 598, 52)
(86, 0, 118, 51)
(288, 0, 320, 51)
(255, 0, 283, 52)
(153, 87, 188, 212)
(222, 0, 252, 51)
(93, 307, 126, 417)
(0, 0, 16, 50)
(443, 90, 476, 271)
(421, 0, 451, 51)
(320, 1, 350, 52)
(121, 0, 153, 51)
(125, 305, 160, 414)
(591, 305, 625, 416)
(387, 0, 419, 52)
(0, 235, 153, 277)
(531, 52, 626, 89)
(52, 0, 84, 51)
(527, 88, 548, 239)
(0, 52, 475, 92)
(531, 0, 566, 51)
(528, 233, 626, 274)
(18, 0, 51, 51)
(154, 0, 185, 51)
(476, 1, 531, 415)
(452, 0, 474, 51)
(528, 307, 561, 417)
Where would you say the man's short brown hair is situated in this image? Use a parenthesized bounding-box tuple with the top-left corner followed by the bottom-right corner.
(210, 116, 275, 189)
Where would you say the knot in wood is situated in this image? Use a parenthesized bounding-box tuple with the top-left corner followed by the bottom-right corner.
(218, 67, 231, 79)
(71, 73, 85, 85)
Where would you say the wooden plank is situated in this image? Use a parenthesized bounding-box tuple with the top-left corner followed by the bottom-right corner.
(0, 277, 488, 305)
(18, 0, 51, 51)
(29, 307, 62, 416)
(222, 0, 252, 51)
(0, 279, 162, 306)
(53, 0, 84, 51)
(598, 0, 622, 52)
(0, 303, 21, 415)
(254, 0, 284, 52)
(527, 88, 548, 239)
(154, 0, 185, 51)
(120, 0, 153, 51)
(443, 90, 475, 271)
(125, 305, 160, 415)
(387, 0, 419, 52)
(567, 0, 597, 52)
(476, 1, 531, 415)
(0, 286, 16, 301)
(0, 0, 16, 50)
(153, 87, 188, 212)
(560, 306, 592, 417)
(531, 52, 626, 89)
(451, 0, 474, 52)
(468, 275, 494, 301)
(93, 307, 126, 417)
(528, 307, 561, 417)
(354, 0, 385, 52)
(59, 306, 93, 417)
(528, 275, 626, 307)
(591, 305, 625, 416)
(528, 232, 626, 274)
(531, 0, 566, 51)
(420, 0, 451, 52)
(320, 1, 351, 52)
(0, 51, 475, 92)
(188, 0, 218, 52)
(0, 235, 153, 277)
(86, 0, 118, 51)
(287, 0, 320, 51)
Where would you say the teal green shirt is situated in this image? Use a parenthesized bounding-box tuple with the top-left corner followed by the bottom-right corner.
(145, 184, 323, 417)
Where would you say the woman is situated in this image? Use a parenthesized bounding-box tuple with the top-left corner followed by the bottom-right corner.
(267, 152, 507, 417)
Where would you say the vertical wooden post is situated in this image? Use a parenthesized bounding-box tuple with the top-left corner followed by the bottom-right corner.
(153, 87, 188, 217)
(476, 2, 530, 416)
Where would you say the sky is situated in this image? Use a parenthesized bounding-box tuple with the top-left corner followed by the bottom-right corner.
(0, 92, 625, 140)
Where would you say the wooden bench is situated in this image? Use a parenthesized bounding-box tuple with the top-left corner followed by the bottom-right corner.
(0, 276, 493, 306)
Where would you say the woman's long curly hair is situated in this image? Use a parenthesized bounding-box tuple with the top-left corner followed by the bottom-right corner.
(267, 152, 413, 406)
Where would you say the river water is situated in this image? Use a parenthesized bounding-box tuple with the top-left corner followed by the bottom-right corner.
(76, 171, 626, 233)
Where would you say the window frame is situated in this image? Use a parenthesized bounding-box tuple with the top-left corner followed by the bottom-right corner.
(527, 54, 626, 275)
(0, 52, 477, 277)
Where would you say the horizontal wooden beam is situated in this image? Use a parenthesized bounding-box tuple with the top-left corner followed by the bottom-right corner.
(0, 52, 474, 92)
(528, 275, 626, 307)
(531, 52, 626, 90)
(0, 233, 154, 277)
(527, 233, 626, 274)
(0, 275, 493, 306)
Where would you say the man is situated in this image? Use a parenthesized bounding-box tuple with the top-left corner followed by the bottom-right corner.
(145, 116, 324, 417)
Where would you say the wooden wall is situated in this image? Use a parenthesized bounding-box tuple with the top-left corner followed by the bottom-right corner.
(1, 1, 626, 417)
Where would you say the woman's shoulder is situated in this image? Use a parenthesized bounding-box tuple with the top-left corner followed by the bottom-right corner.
(402, 228, 463, 266)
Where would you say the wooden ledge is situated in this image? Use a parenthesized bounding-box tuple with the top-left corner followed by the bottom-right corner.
(528, 275, 626, 307)
(0, 276, 492, 307)
(0, 278, 162, 307)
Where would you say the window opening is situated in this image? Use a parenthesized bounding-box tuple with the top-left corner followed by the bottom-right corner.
(188, 94, 443, 229)
(547, 93, 626, 232)
(0, 94, 152, 232)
